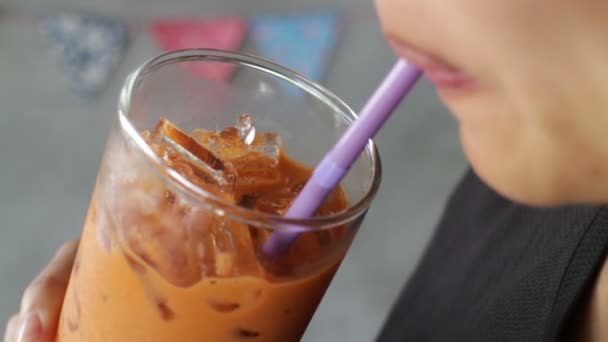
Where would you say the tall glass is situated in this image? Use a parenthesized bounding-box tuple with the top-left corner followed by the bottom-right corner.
(57, 49, 382, 342)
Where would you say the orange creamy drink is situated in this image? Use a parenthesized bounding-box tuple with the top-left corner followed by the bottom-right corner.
(56, 49, 381, 342)
(58, 117, 351, 342)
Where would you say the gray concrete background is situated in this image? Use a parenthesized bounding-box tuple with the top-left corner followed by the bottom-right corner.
(0, 0, 467, 341)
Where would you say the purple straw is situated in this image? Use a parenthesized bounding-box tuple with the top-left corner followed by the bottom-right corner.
(262, 60, 422, 256)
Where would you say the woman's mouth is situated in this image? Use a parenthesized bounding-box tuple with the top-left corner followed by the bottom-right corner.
(389, 39, 477, 94)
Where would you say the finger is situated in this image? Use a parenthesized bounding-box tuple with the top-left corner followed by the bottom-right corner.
(19, 240, 79, 341)
(4, 314, 20, 342)
(16, 312, 41, 342)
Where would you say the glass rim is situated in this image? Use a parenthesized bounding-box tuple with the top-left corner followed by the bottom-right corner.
(118, 48, 382, 229)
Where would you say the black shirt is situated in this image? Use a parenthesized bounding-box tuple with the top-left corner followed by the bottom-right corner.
(377, 170, 608, 341)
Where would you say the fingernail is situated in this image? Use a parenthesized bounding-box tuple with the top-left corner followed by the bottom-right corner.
(17, 311, 42, 342)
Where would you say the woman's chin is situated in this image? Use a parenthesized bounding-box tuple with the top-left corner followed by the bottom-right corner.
(459, 126, 571, 207)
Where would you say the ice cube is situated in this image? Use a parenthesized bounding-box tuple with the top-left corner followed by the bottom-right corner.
(206, 288, 263, 313)
(182, 206, 262, 278)
(254, 196, 294, 216)
(116, 195, 262, 286)
(206, 298, 241, 313)
(102, 118, 273, 287)
(116, 200, 204, 287)
(251, 131, 281, 163)
(191, 115, 283, 193)
(150, 119, 237, 194)
(191, 113, 282, 163)
(237, 113, 256, 145)
(215, 252, 235, 277)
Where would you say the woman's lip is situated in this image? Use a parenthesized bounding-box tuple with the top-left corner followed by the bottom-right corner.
(388, 39, 477, 92)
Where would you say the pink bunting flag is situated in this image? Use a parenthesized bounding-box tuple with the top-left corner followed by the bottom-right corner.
(150, 17, 247, 81)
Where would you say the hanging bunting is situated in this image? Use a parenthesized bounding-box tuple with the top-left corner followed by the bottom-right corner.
(250, 12, 341, 93)
(38, 11, 129, 99)
(28, 9, 343, 100)
(150, 17, 247, 81)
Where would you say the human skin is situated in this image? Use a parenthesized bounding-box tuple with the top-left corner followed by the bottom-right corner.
(4, 241, 78, 342)
(375, 0, 608, 340)
(376, 0, 608, 206)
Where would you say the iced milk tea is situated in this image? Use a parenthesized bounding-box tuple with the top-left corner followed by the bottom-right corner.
(57, 117, 355, 342)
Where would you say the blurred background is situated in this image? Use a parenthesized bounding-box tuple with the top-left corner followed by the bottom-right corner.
(0, 0, 467, 340)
